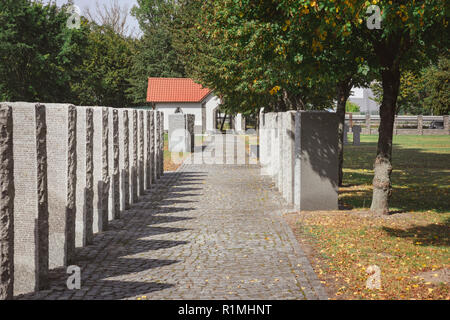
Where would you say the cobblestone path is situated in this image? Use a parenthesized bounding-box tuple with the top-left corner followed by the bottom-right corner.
(17, 148, 327, 300)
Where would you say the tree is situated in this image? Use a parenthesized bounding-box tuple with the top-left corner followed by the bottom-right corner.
(422, 55, 450, 115)
(184, 0, 448, 214)
(126, 0, 186, 104)
(346, 101, 360, 113)
(0, 0, 89, 102)
(293, 0, 448, 214)
(84, 0, 136, 37)
(72, 23, 134, 107)
(173, 0, 377, 185)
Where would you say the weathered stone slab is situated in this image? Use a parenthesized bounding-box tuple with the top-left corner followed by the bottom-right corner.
(294, 111, 339, 211)
(44, 104, 77, 268)
(270, 113, 279, 183)
(130, 109, 138, 203)
(108, 109, 120, 220)
(160, 112, 164, 176)
(261, 112, 274, 176)
(118, 109, 129, 212)
(155, 111, 161, 180)
(159, 112, 164, 176)
(8, 102, 49, 295)
(92, 107, 109, 233)
(282, 111, 295, 204)
(149, 111, 155, 186)
(168, 114, 195, 153)
(277, 113, 284, 191)
(145, 110, 151, 189)
(75, 107, 94, 247)
(352, 125, 361, 146)
(0, 104, 14, 300)
(138, 110, 145, 196)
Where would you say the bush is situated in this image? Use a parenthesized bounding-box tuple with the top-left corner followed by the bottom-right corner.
(346, 101, 360, 113)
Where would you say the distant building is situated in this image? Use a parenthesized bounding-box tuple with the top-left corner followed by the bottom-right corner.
(146, 77, 221, 133)
(348, 87, 380, 115)
(146, 78, 247, 133)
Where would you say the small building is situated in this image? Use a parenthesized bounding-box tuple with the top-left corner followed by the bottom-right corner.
(146, 77, 222, 133)
(348, 87, 380, 115)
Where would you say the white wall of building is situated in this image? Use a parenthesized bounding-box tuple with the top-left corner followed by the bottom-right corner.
(155, 102, 202, 130)
(348, 87, 380, 115)
(155, 93, 221, 132)
(205, 94, 221, 132)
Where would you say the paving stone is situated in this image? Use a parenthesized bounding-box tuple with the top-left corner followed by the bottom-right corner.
(15, 138, 326, 300)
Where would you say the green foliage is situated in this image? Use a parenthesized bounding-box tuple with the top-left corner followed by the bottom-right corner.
(126, 0, 186, 104)
(370, 55, 450, 115)
(422, 55, 450, 115)
(0, 0, 88, 102)
(346, 101, 360, 113)
(72, 24, 134, 107)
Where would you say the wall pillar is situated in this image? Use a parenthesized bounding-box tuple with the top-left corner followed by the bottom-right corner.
(417, 115, 423, 135)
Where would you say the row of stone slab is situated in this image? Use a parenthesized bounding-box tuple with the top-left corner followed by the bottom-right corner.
(259, 111, 339, 211)
(0, 102, 164, 299)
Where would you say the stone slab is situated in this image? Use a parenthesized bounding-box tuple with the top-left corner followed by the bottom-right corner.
(92, 107, 109, 233)
(294, 111, 339, 211)
(282, 111, 295, 204)
(118, 109, 129, 211)
(8, 102, 49, 295)
(44, 104, 77, 268)
(75, 107, 94, 247)
(0, 104, 14, 299)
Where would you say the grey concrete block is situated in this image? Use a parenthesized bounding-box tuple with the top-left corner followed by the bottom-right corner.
(0, 104, 14, 300)
(8, 102, 49, 295)
(44, 104, 77, 268)
(294, 111, 338, 211)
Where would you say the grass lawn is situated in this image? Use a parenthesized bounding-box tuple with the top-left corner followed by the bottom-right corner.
(285, 134, 449, 300)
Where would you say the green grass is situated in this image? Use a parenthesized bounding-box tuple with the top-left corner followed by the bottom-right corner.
(341, 135, 450, 213)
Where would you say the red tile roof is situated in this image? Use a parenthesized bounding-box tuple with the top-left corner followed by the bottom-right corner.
(146, 78, 212, 103)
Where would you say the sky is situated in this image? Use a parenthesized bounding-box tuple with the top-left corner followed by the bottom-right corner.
(41, 0, 141, 36)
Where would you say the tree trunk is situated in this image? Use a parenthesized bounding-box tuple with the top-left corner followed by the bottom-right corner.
(370, 67, 400, 215)
(336, 79, 353, 187)
(220, 112, 228, 131)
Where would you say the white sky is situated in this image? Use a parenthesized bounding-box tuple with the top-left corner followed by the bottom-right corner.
(41, 0, 141, 36)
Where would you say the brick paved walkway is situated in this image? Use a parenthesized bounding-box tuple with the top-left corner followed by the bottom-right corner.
(17, 144, 327, 300)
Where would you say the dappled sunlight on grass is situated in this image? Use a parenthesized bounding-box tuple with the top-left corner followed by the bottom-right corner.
(341, 135, 450, 213)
